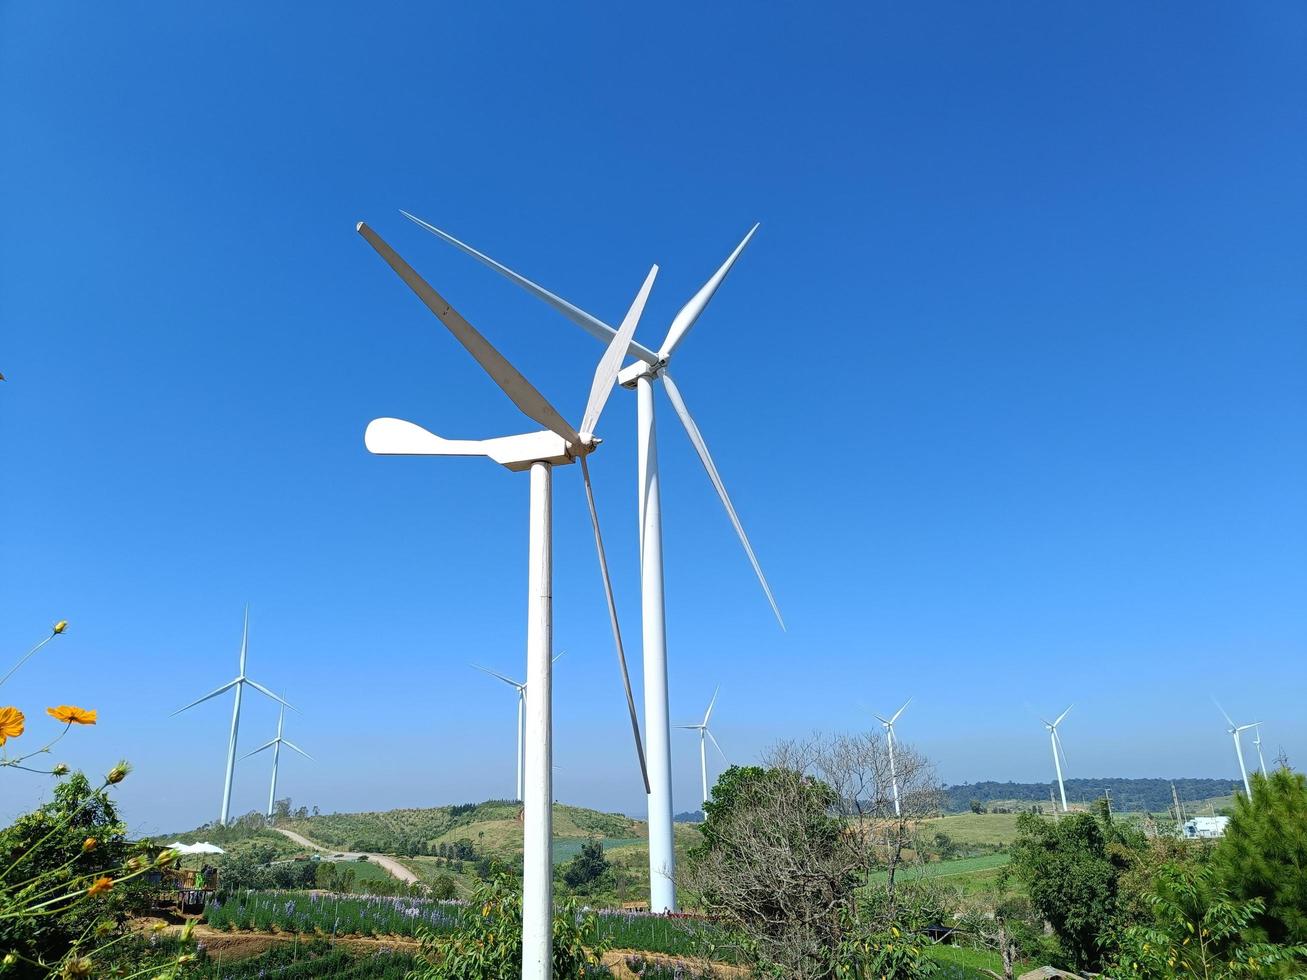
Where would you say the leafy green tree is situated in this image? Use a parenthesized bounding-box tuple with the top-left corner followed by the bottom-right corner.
(429, 873, 457, 900)
(560, 839, 609, 892)
(1007, 811, 1141, 970)
(1110, 864, 1307, 978)
(1212, 768, 1307, 944)
(409, 873, 604, 979)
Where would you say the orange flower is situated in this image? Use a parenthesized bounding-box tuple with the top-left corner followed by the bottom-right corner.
(0, 706, 24, 745)
(86, 877, 114, 897)
(47, 705, 97, 725)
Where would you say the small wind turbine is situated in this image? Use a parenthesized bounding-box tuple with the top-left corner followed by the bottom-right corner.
(875, 698, 911, 817)
(472, 652, 563, 802)
(400, 212, 783, 912)
(1042, 705, 1073, 813)
(357, 221, 653, 980)
(171, 607, 292, 825)
(1252, 722, 1268, 778)
(241, 704, 312, 818)
(1215, 700, 1257, 798)
(677, 688, 726, 805)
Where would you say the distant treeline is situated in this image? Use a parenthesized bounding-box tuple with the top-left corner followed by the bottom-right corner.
(942, 778, 1239, 813)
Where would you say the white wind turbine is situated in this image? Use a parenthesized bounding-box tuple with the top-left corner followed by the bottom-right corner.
(875, 698, 911, 817)
(677, 688, 726, 806)
(1252, 722, 1269, 778)
(1042, 705, 1073, 813)
(356, 221, 653, 980)
(1215, 701, 1257, 798)
(472, 652, 563, 803)
(241, 704, 313, 819)
(400, 212, 783, 912)
(171, 607, 293, 825)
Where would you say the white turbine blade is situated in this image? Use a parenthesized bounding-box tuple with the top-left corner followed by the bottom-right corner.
(1054, 729, 1069, 769)
(472, 663, 524, 689)
(702, 686, 720, 727)
(553, 651, 566, 664)
(1236, 723, 1258, 733)
(580, 265, 657, 438)
(282, 739, 314, 761)
(874, 713, 890, 726)
(1213, 697, 1236, 729)
(705, 727, 728, 762)
(890, 697, 912, 725)
(245, 679, 295, 711)
(1053, 704, 1073, 728)
(580, 454, 651, 794)
(658, 224, 759, 360)
(170, 679, 238, 716)
(239, 605, 250, 676)
(364, 418, 494, 458)
(660, 371, 784, 629)
(357, 222, 581, 446)
(400, 211, 660, 365)
(239, 739, 276, 761)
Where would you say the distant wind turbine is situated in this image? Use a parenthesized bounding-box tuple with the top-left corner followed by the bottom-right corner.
(875, 699, 912, 817)
(677, 688, 726, 805)
(1042, 705, 1073, 813)
(171, 607, 292, 825)
(241, 704, 312, 818)
(1215, 700, 1257, 798)
(473, 652, 563, 802)
(1252, 723, 1268, 778)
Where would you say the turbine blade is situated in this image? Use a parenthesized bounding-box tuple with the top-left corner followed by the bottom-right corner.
(1054, 729, 1069, 769)
(1213, 697, 1236, 728)
(705, 727, 728, 763)
(400, 211, 660, 365)
(357, 222, 580, 445)
(239, 605, 250, 676)
(552, 651, 566, 664)
(658, 224, 759, 360)
(580, 265, 657, 438)
(660, 370, 784, 629)
(245, 679, 295, 711)
(170, 679, 239, 716)
(703, 686, 719, 727)
(471, 663, 524, 689)
(239, 739, 277, 760)
(890, 698, 912, 725)
(1053, 704, 1073, 728)
(283, 739, 314, 761)
(580, 454, 651, 794)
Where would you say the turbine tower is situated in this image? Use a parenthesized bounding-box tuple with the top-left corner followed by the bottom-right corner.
(1042, 705, 1073, 813)
(357, 221, 652, 980)
(171, 607, 292, 825)
(400, 212, 783, 911)
(875, 698, 911, 817)
(473, 652, 563, 802)
(1252, 722, 1268, 777)
(241, 704, 312, 818)
(1215, 701, 1257, 798)
(677, 687, 725, 805)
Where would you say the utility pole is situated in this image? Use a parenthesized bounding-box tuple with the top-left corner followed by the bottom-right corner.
(1103, 788, 1112, 816)
(1171, 782, 1185, 824)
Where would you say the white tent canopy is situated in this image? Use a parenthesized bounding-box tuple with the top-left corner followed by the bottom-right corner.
(166, 842, 225, 855)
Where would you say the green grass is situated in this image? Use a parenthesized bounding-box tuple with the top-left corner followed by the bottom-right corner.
(925, 944, 1011, 978)
(922, 811, 1055, 849)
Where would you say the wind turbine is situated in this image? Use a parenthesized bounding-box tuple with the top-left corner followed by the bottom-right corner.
(472, 652, 563, 803)
(1042, 705, 1073, 813)
(399, 212, 783, 912)
(1215, 701, 1257, 798)
(677, 687, 725, 806)
(875, 698, 911, 817)
(1252, 722, 1268, 778)
(171, 607, 293, 825)
(356, 221, 652, 980)
(241, 704, 312, 819)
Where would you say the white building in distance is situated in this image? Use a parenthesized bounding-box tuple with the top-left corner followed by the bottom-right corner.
(1182, 816, 1229, 839)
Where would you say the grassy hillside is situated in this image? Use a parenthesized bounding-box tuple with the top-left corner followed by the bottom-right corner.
(943, 777, 1239, 813)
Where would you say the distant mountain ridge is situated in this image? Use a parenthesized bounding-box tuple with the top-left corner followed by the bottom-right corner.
(942, 777, 1238, 812)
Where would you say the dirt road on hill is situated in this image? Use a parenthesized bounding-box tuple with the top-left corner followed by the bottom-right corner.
(270, 827, 420, 885)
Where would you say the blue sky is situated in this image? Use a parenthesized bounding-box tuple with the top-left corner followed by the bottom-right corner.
(2, 3, 1304, 834)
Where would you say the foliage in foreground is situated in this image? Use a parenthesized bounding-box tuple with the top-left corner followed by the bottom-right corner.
(408, 873, 608, 979)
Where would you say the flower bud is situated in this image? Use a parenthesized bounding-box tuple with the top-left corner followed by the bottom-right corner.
(53, 621, 68, 635)
(106, 762, 130, 785)
(52, 763, 69, 776)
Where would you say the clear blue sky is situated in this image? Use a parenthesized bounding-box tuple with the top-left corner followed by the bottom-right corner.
(2, 3, 1304, 834)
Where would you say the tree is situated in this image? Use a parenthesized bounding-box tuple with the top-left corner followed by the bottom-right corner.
(560, 838, 609, 892)
(1211, 768, 1307, 944)
(429, 873, 457, 900)
(970, 799, 986, 815)
(1007, 810, 1141, 970)
(1110, 864, 1307, 978)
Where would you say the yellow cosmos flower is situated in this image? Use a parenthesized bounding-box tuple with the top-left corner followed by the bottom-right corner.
(86, 877, 114, 897)
(48, 705, 97, 725)
(0, 706, 25, 745)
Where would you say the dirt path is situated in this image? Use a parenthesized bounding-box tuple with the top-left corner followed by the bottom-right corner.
(270, 827, 420, 885)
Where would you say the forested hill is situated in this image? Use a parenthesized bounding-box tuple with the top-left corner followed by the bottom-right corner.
(943, 777, 1239, 812)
